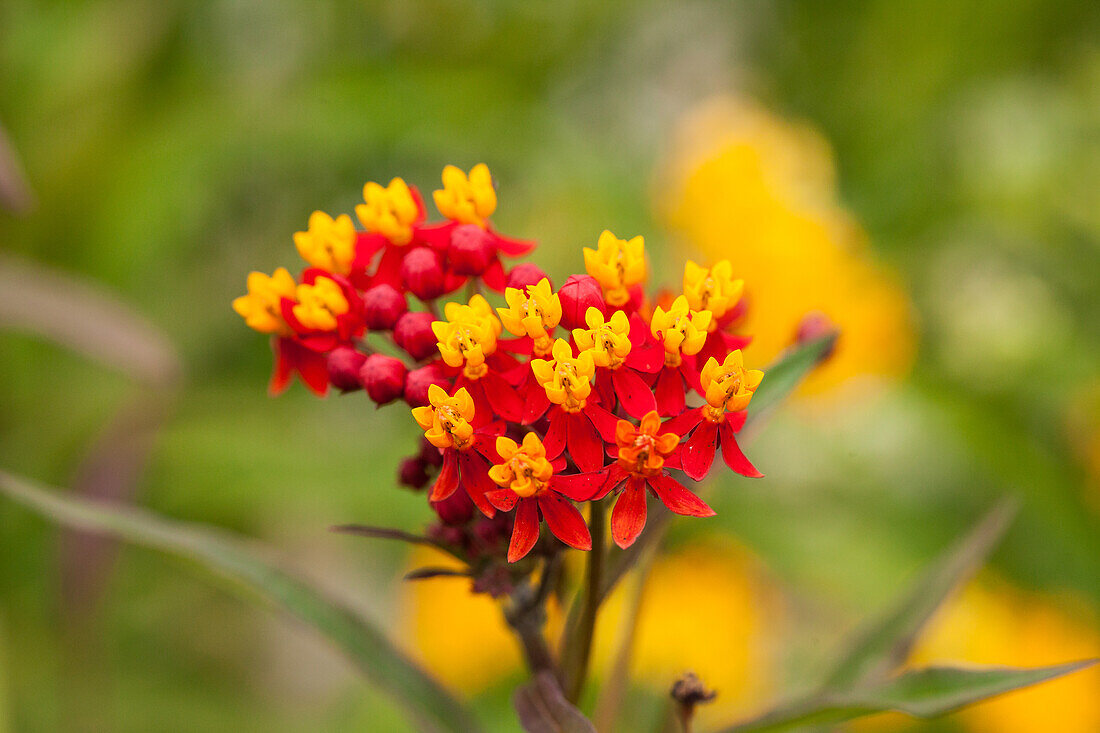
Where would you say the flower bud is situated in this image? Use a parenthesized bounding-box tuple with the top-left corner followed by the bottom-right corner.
(403, 363, 451, 407)
(432, 486, 475, 526)
(558, 274, 606, 330)
(393, 311, 439, 361)
(398, 457, 431, 490)
(400, 247, 446, 300)
(506, 263, 550, 291)
(325, 346, 367, 392)
(448, 224, 495, 276)
(359, 353, 407, 405)
(418, 436, 444, 467)
(361, 283, 407, 330)
(794, 311, 839, 363)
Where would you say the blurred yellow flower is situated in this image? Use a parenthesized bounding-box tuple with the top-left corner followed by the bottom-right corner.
(659, 97, 916, 396)
(854, 577, 1100, 732)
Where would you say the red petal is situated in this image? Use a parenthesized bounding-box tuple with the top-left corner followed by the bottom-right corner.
(416, 222, 455, 251)
(726, 410, 748, 433)
(507, 499, 541, 562)
(371, 246, 404, 289)
(612, 368, 658, 419)
(594, 370, 616, 409)
(594, 464, 628, 500)
(661, 406, 704, 437)
(586, 403, 622, 444)
(538, 493, 592, 551)
(482, 371, 524, 422)
(429, 450, 460, 502)
(567, 413, 605, 472)
(551, 470, 608, 502)
(487, 488, 518, 513)
(493, 232, 537, 257)
(654, 368, 685, 416)
(268, 337, 294, 396)
(625, 314, 664, 373)
(719, 421, 763, 478)
(542, 410, 568, 460)
(522, 381, 552, 424)
(648, 472, 715, 517)
(680, 359, 703, 395)
(680, 421, 719, 481)
(481, 258, 507, 292)
(610, 480, 648, 549)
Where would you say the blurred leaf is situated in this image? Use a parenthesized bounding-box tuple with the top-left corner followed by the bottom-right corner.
(723, 662, 1095, 732)
(331, 523, 451, 551)
(0, 123, 33, 214)
(0, 470, 480, 733)
(404, 567, 470, 581)
(514, 671, 597, 733)
(822, 499, 1018, 688)
(746, 333, 837, 420)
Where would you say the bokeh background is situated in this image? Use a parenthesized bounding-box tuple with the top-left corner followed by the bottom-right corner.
(2, 1, 1098, 731)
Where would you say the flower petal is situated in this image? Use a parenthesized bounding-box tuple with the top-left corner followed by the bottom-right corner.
(482, 371, 524, 422)
(680, 420, 719, 481)
(654, 368, 685, 416)
(487, 488, 519, 512)
(551, 470, 608, 502)
(429, 450, 460, 502)
(719, 421, 763, 478)
(507, 499, 541, 562)
(648, 472, 715, 517)
(612, 368, 658, 419)
(610, 479, 648, 549)
(538, 493, 592, 551)
(567, 412, 605, 472)
(542, 409, 568, 460)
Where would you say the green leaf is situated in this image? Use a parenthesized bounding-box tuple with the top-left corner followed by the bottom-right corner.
(723, 662, 1096, 732)
(746, 333, 837, 419)
(0, 470, 479, 733)
(822, 500, 1018, 688)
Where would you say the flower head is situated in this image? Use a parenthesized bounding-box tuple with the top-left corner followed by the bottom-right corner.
(683, 260, 744, 328)
(431, 294, 502, 379)
(615, 411, 680, 477)
(497, 278, 561, 356)
(530, 339, 595, 412)
(293, 211, 357, 274)
(355, 177, 420, 245)
(583, 230, 646, 307)
(489, 433, 554, 499)
(433, 164, 496, 227)
(573, 307, 631, 369)
(650, 295, 712, 367)
(291, 276, 350, 332)
(233, 267, 297, 335)
(700, 350, 763, 420)
(411, 384, 476, 450)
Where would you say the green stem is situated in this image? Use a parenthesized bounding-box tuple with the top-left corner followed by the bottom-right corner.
(563, 499, 606, 702)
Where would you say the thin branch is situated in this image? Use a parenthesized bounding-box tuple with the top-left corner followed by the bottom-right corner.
(562, 498, 606, 702)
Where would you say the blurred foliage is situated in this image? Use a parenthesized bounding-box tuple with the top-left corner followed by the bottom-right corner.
(1, 0, 1097, 731)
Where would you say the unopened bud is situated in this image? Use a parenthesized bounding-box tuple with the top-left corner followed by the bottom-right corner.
(359, 354, 407, 405)
(325, 346, 367, 392)
(404, 363, 451, 407)
(506, 263, 550, 291)
(362, 283, 408, 330)
(393, 311, 439, 361)
(558, 273, 606, 330)
(794, 311, 839, 363)
(400, 247, 446, 300)
(448, 224, 495, 276)
(432, 487, 475, 526)
(398, 457, 431, 490)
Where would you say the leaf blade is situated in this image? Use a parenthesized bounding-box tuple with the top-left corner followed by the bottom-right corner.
(746, 333, 837, 419)
(0, 470, 479, 733)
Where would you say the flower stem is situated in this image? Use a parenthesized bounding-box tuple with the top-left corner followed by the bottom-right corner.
(563, 498, 606, 703)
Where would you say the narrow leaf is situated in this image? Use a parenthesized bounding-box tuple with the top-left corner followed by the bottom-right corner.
(724, 662, 1095, 732)
(331, 524, 451, 551)
(822, 500, 1018, 688)
(0, 470, 479, 733)
(404, 567, 470, 581)
(514, 671, 597, 733)
(746, 333, 837, 419)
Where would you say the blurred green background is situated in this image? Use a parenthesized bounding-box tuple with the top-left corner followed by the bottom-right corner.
(1, 1, 1098, 731)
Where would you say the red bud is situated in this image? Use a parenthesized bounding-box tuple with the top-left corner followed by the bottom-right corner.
(325, 346, 367, 392)
(506, 263, 550, 290)
(400, 247, 446, 300)
(404, 363, 451, 407)
(398, 457, 431, 490)
(361, 283, 407, 330)
(359, 354, 407, 405)
(558, 273, 607, 330)
(448, 224, 496, 276)
(432, 487, 475, 526)
(795, 311, 839, 363)
(393, 311, 439, 361)
(418, 436, 444, 467)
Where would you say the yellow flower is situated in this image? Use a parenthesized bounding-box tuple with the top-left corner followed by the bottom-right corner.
(290, 276, 348, 332)
(573, 307, 632, 370)
(650, 295, 712, 367)
(489, 433, 554, 498)
(431, 294, 502, 379)
(293, 211, 357, 274)
(683, 259, 744, 329)
(410, 384, 476, 450)
(583, 230, 647, 307)
(530, 338, 595, 412)
(355, 177, 420, 245)
(659, 97, 915, 397)
(496, 278, 562, 357)
(232, 267, 297, 335)
(700, 350, 764, 419)
(432, 163, 496, 227)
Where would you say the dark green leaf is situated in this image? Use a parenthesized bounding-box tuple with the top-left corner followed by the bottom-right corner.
(0, 470, 479, 733)
(822, 500, 1018, 688)
(723, 662, 1095, 732)
(746, 333, 837, 419)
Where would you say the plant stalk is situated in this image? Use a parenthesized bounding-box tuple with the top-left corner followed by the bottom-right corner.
(563, 498, 606, 702)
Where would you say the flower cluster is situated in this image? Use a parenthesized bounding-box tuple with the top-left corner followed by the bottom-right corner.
(235, 165, 764, 566)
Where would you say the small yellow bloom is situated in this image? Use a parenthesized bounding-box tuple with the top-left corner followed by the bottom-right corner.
(411, 384, 476, 450)
(432, 164, 497, 227)
(355, 177, 420, 245)
(431, 294, 503, 379)
(489, 433, 554, 498)
(293, 211, 357, 274)
(700, 350, 764, 419)
(497, 278, 562, 356)
(650, 295, 712, 367)
(683, 259, 744, 329)
(530, 338, 595, 412)
(582, 230, 647, 307)
(573, 307, 632, 369)
(290, 276, 349, 332)
(232, 267, 297, 335)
